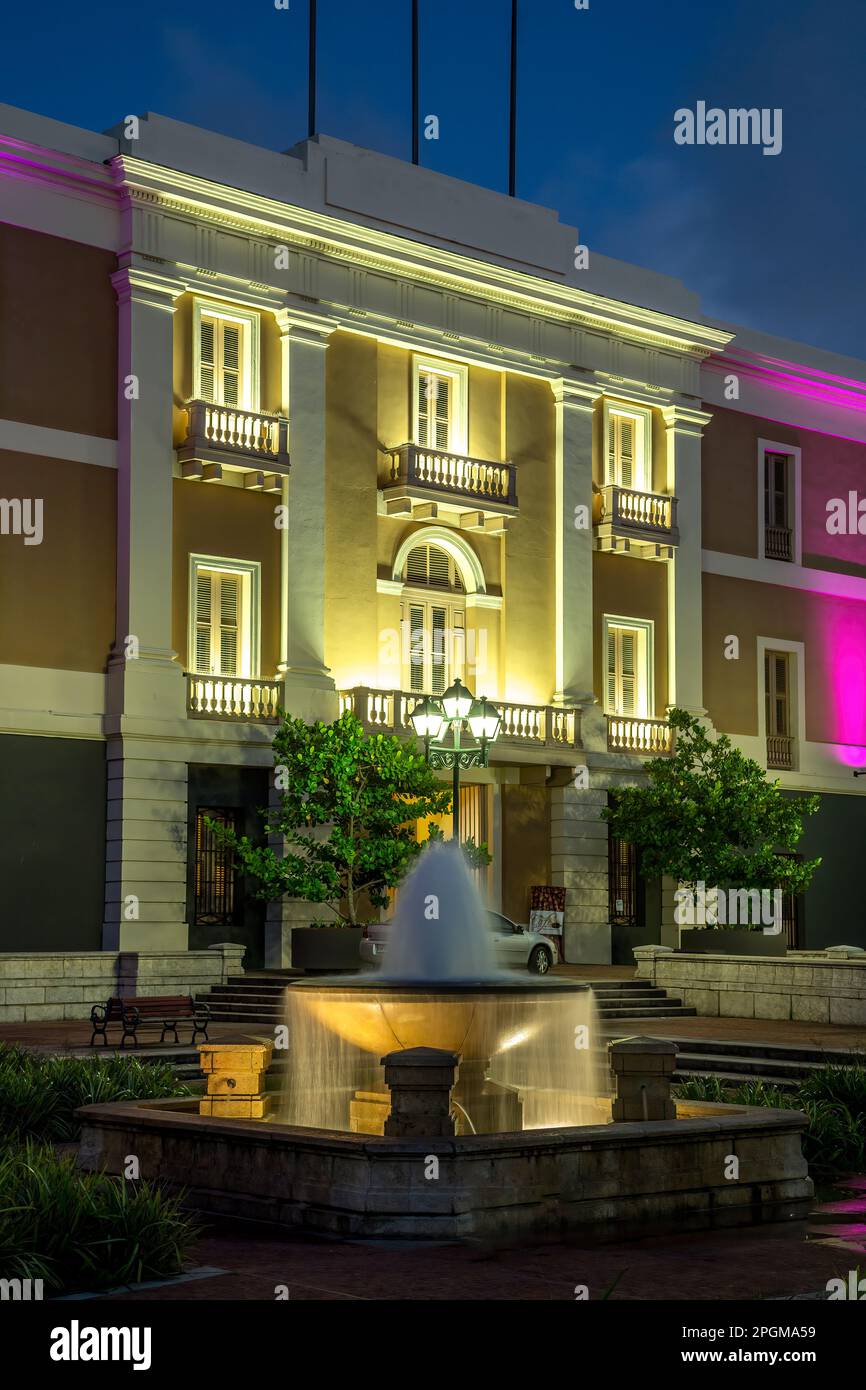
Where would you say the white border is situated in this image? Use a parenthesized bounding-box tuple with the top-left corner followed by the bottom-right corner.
(188, 554, 261, 678)
(757, 437, 802, 566)
(602, 613, 655, 717)
(412, 354, 469, 454)
(756, 635, 806, 773)
(192, 298, 261, 410)
(391, 526, 486, 594)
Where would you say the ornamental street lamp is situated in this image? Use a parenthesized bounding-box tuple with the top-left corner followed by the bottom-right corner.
(409, 678, 502, 840)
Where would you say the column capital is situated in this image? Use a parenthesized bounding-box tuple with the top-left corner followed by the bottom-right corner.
(275, 306, 338, 345)
(551, 376, 604, 413)
(110, 261, 185, 312)
(661, 402, 713, 436)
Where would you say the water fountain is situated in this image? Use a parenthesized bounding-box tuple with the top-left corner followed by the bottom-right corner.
(282, 842, 607, 1134)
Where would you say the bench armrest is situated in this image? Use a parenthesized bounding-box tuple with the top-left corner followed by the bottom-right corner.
(90, 1002, 109, 1024)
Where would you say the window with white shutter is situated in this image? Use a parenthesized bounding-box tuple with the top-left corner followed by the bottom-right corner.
(401, 542, 465, 695)
(189, 557, 260, 678)
(413, 357, 467, 454)
(603, 617, 653, 717)
(604, 403, 651, 491)
(192, 301, 260, 410)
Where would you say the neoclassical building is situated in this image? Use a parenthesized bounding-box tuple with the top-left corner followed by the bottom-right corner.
(1, 101, 864, 977)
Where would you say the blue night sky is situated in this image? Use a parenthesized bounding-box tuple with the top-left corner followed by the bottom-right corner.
(2, 0, 864, 358)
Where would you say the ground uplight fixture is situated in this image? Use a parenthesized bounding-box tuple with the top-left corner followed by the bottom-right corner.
(410, 679, 502, 840)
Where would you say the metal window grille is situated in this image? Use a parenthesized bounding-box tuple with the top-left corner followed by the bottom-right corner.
(608, 832, 638, 927)
(194, 807, 240, 926)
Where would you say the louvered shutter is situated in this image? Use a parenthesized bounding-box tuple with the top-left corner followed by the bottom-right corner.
(434, 378, 450, 449)
(428, 546, 449, 588)
(200, 319, 216, 402)
(219, 575, 240, 676)
(406, 546, 428, 585)
(196, 571, 214, 673)
(618, 417, 635, 488)
(222, 325, 241, 407)
(606, 631, 618, 712)
(409, 605, 425, 692)
(620, 631, 636, 715)
(431, 607, 447, 693)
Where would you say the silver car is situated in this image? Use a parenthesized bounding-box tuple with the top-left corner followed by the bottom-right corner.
(359, 911, 556, 974)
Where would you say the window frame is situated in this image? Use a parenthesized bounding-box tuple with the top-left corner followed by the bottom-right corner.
(412, 355, 468, 455)
(603, 400, 652, 492)
(192, 299, 261, 411)
(756, 635, 805, 772)
(602, 614, 654, 718)
(757, 438, 802, 565)
(188, 554, 261, 680)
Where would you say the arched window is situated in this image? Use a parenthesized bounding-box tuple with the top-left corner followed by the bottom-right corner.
(401, 541, 465, 695)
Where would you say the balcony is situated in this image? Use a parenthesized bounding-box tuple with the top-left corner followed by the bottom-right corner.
(186, 674, 283, 722)
(380, 443, 518, 532)
(339, 687, 580, 750)
(178, 400, 289, 491)
(767, 734, 794, 770)
(607, 715, 673, 756)
(765, 526, 793, 562)
(594, 485, 679, 560)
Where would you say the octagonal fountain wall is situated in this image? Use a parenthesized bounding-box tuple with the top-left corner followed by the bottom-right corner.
(280, 842, 608, 1135)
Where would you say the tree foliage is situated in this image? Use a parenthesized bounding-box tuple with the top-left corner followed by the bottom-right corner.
(601, 708, 821, 896)
(214, 710, 453, 924)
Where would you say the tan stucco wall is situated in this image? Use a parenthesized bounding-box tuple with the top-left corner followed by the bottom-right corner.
(0, 225, 117, 439)
(701, 405, 799, 558)
(593, 551, 669, 715)
(172, 479, 281, 676)
(0, 451, 115, 671)
(503, 375, 556, 704)
(702, 570, 866, 744)
(325, 332, 380, 688)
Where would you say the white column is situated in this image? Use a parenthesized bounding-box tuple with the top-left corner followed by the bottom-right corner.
(662, 403, 712, 715)
(276, 312, 338, 718)
(103, 264, 188, 951)
(552, 379, 602, 706)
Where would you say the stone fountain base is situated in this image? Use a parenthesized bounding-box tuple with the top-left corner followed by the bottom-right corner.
(76, 1096, 813, 1243)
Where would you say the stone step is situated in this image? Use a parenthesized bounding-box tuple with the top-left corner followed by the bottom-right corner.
(674, 1051, 827, 1081)
(662, 1036, 866, 1067)
(675, 1067, 801, 1092)
(598, 1004, 697, 1019)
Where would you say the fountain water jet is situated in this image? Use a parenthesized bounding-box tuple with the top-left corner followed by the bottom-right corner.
(282, 842, 608, 1134)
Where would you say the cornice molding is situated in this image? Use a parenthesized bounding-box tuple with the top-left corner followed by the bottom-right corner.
(112, 155, 732, 361)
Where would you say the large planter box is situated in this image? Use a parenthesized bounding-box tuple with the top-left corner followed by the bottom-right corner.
(681, 929, 787, 957)
(290, 927, 363, 973)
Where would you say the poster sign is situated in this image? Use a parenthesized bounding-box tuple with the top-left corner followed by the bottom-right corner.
(529, 886, 566, 963)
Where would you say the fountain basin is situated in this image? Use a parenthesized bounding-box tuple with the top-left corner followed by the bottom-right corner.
(75, 1096, 813, 1243)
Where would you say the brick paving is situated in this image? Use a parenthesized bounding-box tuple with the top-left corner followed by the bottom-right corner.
(101, 1204, 866, 1302)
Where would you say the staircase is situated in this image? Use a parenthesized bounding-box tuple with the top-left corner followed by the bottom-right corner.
(205, 972, 291, 1025)
(666, 1037, 866, 1092)
(587, 978, 697, 1020)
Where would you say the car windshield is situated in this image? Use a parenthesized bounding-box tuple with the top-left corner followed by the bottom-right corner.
(487, 913, 518, 933)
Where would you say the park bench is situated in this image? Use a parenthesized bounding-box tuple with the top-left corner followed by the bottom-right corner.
(89, 994, 210, 1048)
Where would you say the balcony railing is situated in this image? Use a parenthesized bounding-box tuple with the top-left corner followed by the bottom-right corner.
(594, 484, 679, 558)
(381, 443, 518, 520)
(607, 715, 673, 756)
(765, 526, 793, 562)
(179, 400, 289, 484)
(339, 687, 580, 749)
(186, 674, 283, 722)
(767, 734, 794, 770)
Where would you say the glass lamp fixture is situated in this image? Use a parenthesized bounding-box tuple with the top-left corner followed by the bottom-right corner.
(409, 695, 445, 740)
(467, 696, 502, 743)
(441, 678, 473, 723)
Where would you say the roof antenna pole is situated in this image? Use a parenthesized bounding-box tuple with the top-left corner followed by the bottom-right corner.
(509, 0, 518, 196)
(412, 0, 420, 164)
(308, 0, 318, 139)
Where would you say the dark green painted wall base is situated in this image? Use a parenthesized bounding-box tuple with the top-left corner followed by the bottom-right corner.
(788, 789, 866, 950)
(0, 733, 106, 950)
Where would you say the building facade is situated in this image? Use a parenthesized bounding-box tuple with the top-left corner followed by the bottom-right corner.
(1, 103, 864, 971)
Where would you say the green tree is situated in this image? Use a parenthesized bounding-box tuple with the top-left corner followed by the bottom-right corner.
(601, 708, 821, 903)
(213, 710, 453, 925)
(426, 821, 492, 868)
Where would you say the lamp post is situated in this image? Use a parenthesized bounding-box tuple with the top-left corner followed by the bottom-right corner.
(409, 679, 502, 841)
